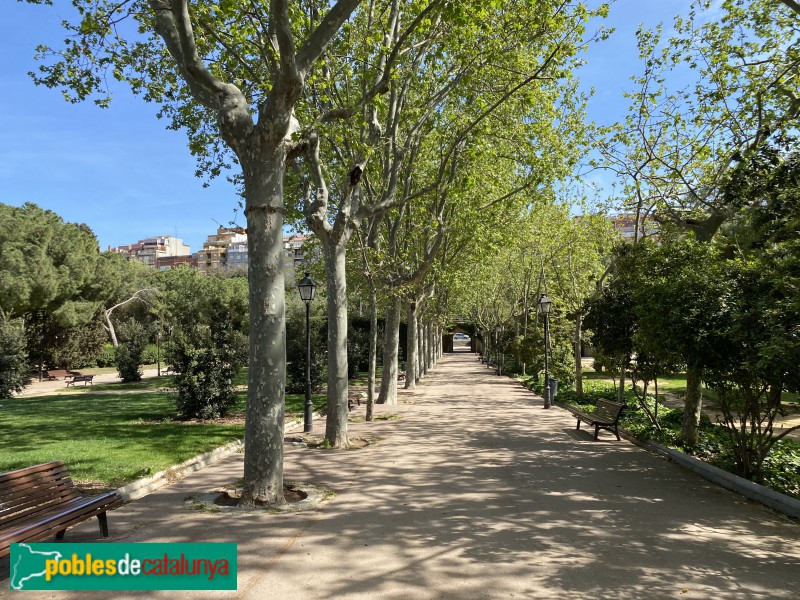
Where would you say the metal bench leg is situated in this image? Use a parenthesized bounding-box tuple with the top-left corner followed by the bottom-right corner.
(55, 529, 66, 540)
(594, 424, 600, 440)
(97, 512, 110, 538)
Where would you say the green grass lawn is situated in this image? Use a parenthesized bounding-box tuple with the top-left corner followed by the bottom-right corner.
(0, 374, 325, 486)
(582, 370, 798, 405)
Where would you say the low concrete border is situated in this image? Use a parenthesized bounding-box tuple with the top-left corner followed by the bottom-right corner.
(643, 440, 800, 519)
(115, 415, 310, 502)
(553, 401, 800, 520)
(116, 439, 244, 502)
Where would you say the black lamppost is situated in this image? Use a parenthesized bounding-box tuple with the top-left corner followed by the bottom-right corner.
(495, 322, 503, 374)
(297, 272, 317, 432)
(539, 293, 552, 408)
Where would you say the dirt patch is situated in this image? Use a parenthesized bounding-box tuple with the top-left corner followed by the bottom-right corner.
(293, 434, 380, 450)
(185, 480, 333, 514)
(374, 413, 402, 421)
(214, 483, 308, 505)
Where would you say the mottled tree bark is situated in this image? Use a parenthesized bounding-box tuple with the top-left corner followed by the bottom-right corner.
(366, 286, 377, 421)
(420, 320, 428, 377)
(405, 302, 417, 389)
(425, 323, 431, 370)
(378, 297, 402, 404)
(682, 365, 704, 446)
(241, 150, 287, 505)
(323, 241, 350, 447)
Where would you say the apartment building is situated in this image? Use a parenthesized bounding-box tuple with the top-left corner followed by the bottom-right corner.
(610, 214, 659, 242)
(155, 254, 198, 270)
(113, 229, 313, 277)
(196, 227, 247, 274)
(283, 234, 309, 281)
(110, 235, 191, 267)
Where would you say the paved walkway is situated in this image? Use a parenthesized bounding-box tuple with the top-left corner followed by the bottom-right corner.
(3, 353, 799, 598)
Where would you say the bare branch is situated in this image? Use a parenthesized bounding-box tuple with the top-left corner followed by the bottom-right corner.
(104, 288, 157, 347)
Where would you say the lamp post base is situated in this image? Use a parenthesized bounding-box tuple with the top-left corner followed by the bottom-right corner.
(543, 385, 551, 409)
(303, 402, 313, 433)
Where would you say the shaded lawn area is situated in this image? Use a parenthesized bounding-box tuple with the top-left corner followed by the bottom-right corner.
(0, 380, 324, 486)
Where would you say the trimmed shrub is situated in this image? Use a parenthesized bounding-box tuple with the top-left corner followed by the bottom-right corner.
(95, 343, 116, 367)
(168, 306, 247, 420)
(116, 319, 149, 383)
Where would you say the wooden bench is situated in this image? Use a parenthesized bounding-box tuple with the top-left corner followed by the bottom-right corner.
(397, 371, 406, 382)
(45, 370, 72, 381)
(0, 462, 123, 559)
(569, 399, 625, 440)
(65, 374, 94, 387)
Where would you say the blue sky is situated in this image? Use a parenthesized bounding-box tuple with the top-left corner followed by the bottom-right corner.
(1, 0, 690, 253)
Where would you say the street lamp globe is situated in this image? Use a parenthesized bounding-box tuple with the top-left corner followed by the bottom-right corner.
(538, 293, 552, 314)
(297, 272, 317, 303)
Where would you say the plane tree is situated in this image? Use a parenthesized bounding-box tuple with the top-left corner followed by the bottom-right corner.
(23, 0, 366, 505)
(289, 0, 455, 444)
(359, 1, 607, 403)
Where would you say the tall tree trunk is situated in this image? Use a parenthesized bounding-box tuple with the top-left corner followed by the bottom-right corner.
(574, 313, 583, 398)
(405, 302, 417, 389)
(366, 286, 378, 421)
(241, 153, 287, 506)
(417, 317, 425, 379)
(427, 323, 432, 369)
(104, 312, 119, 347)
(617, 358, 627, 404)
(323, 241, 349, 447)
(378, 297, 402, 404)
(682, 365, 704, 445)
(428, 323, 433, 368)
(422, 321, 430, 375)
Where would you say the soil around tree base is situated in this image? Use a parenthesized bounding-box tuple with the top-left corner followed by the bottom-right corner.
(184, 481, 333, 514)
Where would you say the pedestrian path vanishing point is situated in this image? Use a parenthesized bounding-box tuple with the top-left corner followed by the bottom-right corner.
(2, 353, 799, 599)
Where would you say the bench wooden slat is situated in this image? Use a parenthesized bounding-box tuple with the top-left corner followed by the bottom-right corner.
(0, 494, 122, 546)
(1, 465, 80, 516)
(0, 462, 69, 483)
(0, 462, 123, 559)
